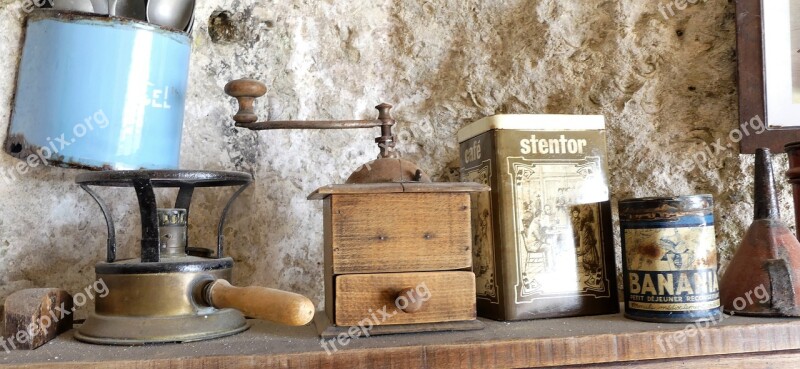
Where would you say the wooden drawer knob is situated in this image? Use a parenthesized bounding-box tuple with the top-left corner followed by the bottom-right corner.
(397, 287, 426, 313)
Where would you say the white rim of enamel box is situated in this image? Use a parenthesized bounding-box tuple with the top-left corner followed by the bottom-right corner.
(457, 114, 606, 143)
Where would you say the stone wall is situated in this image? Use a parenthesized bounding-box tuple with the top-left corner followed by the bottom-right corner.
(0, 0, 790, 311)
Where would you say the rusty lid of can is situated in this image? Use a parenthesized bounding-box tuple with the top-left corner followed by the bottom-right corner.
(618, 195, 713, 221)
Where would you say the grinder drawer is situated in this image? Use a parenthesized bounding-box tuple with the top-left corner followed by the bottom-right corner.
(334, 271, 476, 326)
(327, 193, 473, 274)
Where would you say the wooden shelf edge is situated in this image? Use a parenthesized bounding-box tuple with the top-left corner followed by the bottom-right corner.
(4, 318, 800, 369)
(425, 320, 800, 368)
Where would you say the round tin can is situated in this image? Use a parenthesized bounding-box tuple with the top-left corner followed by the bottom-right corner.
(619, 195, 720, 323)
(6, 10, 190, 170)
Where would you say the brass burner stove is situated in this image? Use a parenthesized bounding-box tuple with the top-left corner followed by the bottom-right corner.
(74, 170, 314, 345)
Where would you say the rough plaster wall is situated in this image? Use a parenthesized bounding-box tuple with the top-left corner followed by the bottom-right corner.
(0, 0, 790, 311)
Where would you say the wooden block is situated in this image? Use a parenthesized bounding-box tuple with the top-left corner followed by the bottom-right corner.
(3, 288, 73, 351)
(329, 193, 473, 274)
(334, 271, 476, 326)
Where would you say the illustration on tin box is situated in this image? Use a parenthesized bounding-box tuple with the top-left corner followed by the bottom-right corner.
(507, 157, 611, 303)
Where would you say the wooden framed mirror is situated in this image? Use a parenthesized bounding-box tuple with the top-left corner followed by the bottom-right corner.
(737, 0, 800, 153)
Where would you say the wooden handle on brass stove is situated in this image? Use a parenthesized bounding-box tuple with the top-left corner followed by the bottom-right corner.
(205, 279, 315, 326)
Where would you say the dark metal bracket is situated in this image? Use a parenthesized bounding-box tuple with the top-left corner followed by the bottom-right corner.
(77, 170, 253, 263)
(133, 178, 160, 263)
(79, 184, 116, 263)
(217, 182, 251, 258)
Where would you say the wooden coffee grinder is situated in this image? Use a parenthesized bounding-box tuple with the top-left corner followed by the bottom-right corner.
(225, 79, 488, 337)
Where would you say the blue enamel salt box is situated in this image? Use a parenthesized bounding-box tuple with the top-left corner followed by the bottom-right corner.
(5, 10, 190, 170)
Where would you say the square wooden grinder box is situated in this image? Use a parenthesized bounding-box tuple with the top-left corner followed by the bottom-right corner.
(309, 182, 489, 337)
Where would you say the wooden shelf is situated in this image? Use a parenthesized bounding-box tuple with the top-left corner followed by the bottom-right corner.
(3, 311, 800, 368)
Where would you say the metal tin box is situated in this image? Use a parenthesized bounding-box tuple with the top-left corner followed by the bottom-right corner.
(618, 196, 720, 323)
(5, 10, 190, 170)
(458, 114, 618, 320)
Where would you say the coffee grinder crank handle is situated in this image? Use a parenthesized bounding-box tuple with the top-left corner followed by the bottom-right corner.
(224, 78, 398, 158)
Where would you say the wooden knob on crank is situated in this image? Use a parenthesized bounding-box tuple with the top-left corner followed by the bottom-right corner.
(224, 79, 267, 124)
(205, 279, 315, 326)
(396, 287, 426, 313)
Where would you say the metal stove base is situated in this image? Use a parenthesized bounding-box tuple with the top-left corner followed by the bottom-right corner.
(75, 309, 248, 345)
